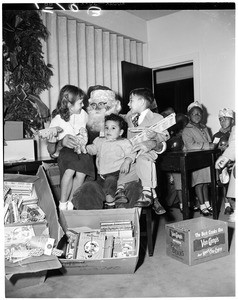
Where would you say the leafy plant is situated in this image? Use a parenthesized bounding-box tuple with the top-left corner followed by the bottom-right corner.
(3, 10, 53, 137)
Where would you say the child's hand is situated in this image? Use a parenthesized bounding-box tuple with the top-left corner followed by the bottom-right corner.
(215, 155, 229, 169)
(218, 143, 228, 152)
(209, 142, 216, 150)
(145, 129, 157, 140)
(120, 158, 132, 174)
(86, 145, 94, 155)
(39, 126, 63, 142)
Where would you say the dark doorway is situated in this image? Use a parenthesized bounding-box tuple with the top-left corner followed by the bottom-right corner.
(121, 61, 194, 115)
(153, 63, 194, 115)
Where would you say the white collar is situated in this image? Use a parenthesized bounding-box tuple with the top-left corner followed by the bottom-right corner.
(138, 108, 149, 125)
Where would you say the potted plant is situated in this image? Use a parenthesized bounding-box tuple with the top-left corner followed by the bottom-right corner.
(3, 9, 53, 137)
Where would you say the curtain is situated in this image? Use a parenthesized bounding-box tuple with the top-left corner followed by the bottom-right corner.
(40, 12, 144, 112)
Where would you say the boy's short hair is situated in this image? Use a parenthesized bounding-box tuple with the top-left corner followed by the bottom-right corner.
(129, 88, 154, 108)
(105, 113, 128, 135)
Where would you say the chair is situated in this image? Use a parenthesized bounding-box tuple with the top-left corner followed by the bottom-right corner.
(138, 206, 154, 256)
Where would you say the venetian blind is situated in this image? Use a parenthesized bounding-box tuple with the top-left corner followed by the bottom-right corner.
(40, 12, 144, 112)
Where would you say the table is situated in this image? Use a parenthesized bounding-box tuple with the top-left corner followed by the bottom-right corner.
(4, 158, 56, 175)
(156, 149, 221, 220)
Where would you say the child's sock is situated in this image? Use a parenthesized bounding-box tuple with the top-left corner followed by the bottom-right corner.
(114, 185, 128, 203)
(179, 203, 183, 210)
(104, 201, 116, 209)
(151, 188, 157, 198)
(200, 204, 206, 210)
(142, 187, 152, 195)
(116, 184, 125, 193)
(205, 201, 211, 208)
(59, 201, 74, 211)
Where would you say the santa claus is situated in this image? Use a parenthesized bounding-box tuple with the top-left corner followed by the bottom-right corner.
(48, 85, 165, 214)
(86, 85, 122, 142)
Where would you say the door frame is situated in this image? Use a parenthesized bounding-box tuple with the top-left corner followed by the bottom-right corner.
(149, 52, 200, 101)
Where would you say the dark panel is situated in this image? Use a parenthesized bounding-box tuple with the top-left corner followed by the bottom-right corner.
(121, 61, 152, 114)
(154, 78, 194, 115)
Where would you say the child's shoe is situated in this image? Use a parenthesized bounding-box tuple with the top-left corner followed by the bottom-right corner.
(224, 203, 234, 215)
(205, 201, 213, 214)
(135, 189, 153, 208)
(199, 204, 210, 216)
(59, 201, 74, 211)
(104, 202, 116, 209)
(152, 197, 166, 215)
(114, 189, 129, 204)
(228, 210, 236, 222)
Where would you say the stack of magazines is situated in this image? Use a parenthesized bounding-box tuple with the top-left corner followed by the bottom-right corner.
(4, 181, 45, 224)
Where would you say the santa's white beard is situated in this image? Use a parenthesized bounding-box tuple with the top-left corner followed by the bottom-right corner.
(87, 104, 121, 133)
(87, 108, 106, 132)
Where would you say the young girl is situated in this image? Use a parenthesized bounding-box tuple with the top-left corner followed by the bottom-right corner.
(182, 101, 215, 216)
(47, 85, 95, 210)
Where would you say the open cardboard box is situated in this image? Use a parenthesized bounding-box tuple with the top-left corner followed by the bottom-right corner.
(58, 208, 140, 275)
(4, 166, 62, 289)
(4, 138, 36, 163)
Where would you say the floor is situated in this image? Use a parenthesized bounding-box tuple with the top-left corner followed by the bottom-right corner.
(5, 199, 236, 298)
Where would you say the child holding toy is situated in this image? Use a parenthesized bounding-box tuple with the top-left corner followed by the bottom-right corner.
(47, 85, 95, 210)
(116, 88, 170, 211)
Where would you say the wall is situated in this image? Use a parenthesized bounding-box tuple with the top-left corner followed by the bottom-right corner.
(60, 10, 148, 42)
(147, 10, 235, 134)
(60, 10, 149, 65)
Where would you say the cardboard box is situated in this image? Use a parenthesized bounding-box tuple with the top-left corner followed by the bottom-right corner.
(5, 270, 47, 290)
(165, 217, 229, 266)
(4, 121, 23, 140)
(58, 208, 140, 275)
(42, 162, 61, 201)
(4, 138, 36, 162)
(4, 166, 62, 288)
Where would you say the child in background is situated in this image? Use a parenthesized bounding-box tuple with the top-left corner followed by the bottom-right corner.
(86, 114, 136, 208)
(47, 85, 95, 210)
(215, 126, 236, 221)
(182, 101, 215, 216)
(116, 88, 170, 210)
(213, 108, 235, 214)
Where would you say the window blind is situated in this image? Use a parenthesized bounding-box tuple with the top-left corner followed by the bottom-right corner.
(41, 12, 144, 112)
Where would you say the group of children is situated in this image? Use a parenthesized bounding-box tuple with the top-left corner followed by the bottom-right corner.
(47, 85, 169, 211)
(47, 84, 235, 217)
(170, 102, 235, 216)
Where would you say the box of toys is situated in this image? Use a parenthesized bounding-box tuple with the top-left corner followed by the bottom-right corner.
(57, 208, 140, 275)
(4, 166, 62, 289)
(165, 217, 229, 266)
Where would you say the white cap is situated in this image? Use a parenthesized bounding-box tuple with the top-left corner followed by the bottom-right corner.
(218, 108, 234, 119)
(187, 101, 203, 113)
